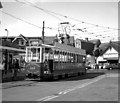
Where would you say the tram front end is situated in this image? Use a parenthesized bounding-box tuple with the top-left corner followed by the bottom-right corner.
(25, 45, 53, 79)
(25, 62, 41, 78)
(25, 46, 43, 78)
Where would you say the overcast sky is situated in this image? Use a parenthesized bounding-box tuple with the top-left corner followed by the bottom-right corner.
(0, 0, 119, 43)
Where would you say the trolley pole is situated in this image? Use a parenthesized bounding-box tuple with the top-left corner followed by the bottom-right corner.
(42, 21, 45, 44)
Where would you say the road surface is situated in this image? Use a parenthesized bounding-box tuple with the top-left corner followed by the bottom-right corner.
(1, 69, 119, 102)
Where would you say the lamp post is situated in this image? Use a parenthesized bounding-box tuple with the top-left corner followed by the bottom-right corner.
(5, 29, 8, 41)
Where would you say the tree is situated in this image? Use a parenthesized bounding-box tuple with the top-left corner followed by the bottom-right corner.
(93, 48, 100, 57)
(93, 48, 100, 69)
(66, 34, 70, 45)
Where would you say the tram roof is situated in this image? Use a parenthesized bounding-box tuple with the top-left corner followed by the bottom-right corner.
(53, 43, 86, 55)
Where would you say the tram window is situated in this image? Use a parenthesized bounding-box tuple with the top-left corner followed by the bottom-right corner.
(75, 54, 77, 63)
(64, 53, 67, 62)
(62, 52, 65, 62)
(26, 47, 41, 63)
(77, 55, 79, 63)
(70, 54, 73, 63)
(59, 53, 62, 62)
(54, 51, 59, 62)
(68, 53, 71, 63)
(72, 54, 75, 63)
(66, 53, 69, 62)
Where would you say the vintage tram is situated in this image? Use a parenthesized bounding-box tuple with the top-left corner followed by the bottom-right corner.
(25, 42, 86, 80)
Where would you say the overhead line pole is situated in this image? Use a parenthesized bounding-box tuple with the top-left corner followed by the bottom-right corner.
(42, 21, 45, 44)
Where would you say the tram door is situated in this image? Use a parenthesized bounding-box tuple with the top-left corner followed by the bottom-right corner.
(48, 59, 53, 73)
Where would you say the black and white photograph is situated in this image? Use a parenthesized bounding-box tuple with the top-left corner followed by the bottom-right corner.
(0, 0, 119, 102)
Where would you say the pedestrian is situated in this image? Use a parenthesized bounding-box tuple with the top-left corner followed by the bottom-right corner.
(20, 56, 25, 68)
(2, 56, 6, 77)
(12, 58, 20, 80)
(44, 59, 48, 73)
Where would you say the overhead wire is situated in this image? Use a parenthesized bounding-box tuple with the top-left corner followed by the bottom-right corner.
(15, 0, 63, 22)
(3, 0, 118, 42)
(1, 11, 58, 32)
(16, 0, 118, 31)
(16, 0, 119, 39)
(1, 10, 42, 29)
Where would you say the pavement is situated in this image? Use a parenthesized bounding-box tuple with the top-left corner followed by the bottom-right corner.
(1, 79, 36, 89)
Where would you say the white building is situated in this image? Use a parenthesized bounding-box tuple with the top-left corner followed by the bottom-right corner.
(97, 41, 120, 65)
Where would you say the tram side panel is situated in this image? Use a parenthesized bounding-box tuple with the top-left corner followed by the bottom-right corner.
(25, 61, 86, 79)
(53, 62, 86, 77)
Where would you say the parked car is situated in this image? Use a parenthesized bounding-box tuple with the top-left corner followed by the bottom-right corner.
(105, 63, 120, 70)
(85, 64, 91, 70)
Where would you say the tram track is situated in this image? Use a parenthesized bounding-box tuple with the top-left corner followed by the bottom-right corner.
(36, 74, 107, 101)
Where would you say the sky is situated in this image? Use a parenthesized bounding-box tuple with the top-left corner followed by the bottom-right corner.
(0, 0, 119, 43)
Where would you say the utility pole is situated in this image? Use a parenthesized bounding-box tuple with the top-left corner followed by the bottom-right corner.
(42, 21, 45, 44)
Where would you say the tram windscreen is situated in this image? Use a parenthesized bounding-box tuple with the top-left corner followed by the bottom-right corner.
(26, 47, 41, 63)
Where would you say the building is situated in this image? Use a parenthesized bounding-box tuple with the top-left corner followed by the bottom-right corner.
(75, 38, 101, 68)
(75, 38, 101, 55)
(0, 39, 25, 82)
(1, 34, 75, 48)
(97, 41, 120, 66)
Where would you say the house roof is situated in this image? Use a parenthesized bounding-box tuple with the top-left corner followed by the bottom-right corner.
(19, 34, 28, 41)
(111, 41, 120, 52)
(1, 40, 21, 49)
(99, 41, 120, 56)
(80, 40, 95, 55)
(12, 34, 28, 42)
(89, 39, 101, 47)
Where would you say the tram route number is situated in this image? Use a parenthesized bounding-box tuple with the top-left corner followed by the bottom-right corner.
(30, 66, 36, 70)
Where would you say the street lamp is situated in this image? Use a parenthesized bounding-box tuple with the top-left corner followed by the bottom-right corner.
(5, 29, 8, 41)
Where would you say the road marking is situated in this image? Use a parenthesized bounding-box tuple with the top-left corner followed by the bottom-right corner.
(36, 74, 106, 101)
(58, 74, 106, 95)
(43, 95, 59, 101)
(36, 95, 55, 101)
